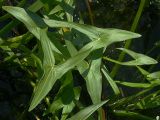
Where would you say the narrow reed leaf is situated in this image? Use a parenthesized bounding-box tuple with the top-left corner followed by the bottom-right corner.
(67, 100, 108, 120)
(102, 66, 120, 95)
(113, 110, 155, 120)
(115, 81, 152, 88)
(29, 45, 92, 111)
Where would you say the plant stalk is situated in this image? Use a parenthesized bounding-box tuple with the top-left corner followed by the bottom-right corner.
(110, 0, 146, 78)
(85, 0, 94, 25)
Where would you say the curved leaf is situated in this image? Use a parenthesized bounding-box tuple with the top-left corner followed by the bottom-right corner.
(29, 45, 92, 111)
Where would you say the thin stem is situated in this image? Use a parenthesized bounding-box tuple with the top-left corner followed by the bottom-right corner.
(110, 0, 146, 78)
(85, 0, 94, 25)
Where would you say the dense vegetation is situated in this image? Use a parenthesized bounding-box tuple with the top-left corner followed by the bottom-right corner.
(0, 0, 160, 120)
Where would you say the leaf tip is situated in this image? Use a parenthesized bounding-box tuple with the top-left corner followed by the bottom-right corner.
(28, 102, 37, 112)
(2, 6, 8, 10)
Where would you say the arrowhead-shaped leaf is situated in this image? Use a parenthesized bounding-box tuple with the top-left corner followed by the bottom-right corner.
(103, 48, 157, 66)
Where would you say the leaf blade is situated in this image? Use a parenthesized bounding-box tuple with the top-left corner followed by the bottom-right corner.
(67, 100, 108, 120)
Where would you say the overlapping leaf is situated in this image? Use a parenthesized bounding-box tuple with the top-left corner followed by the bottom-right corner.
(29, 43, 92, 111)
(3, 6, 92, 111)
(86, 58, 102, 103)
(29, 29, 56, 111)
(3, 6, 144, 113)
(65, 40, 102, 103)
(44, 19, 141, 49)
(2, 6, 61, 55)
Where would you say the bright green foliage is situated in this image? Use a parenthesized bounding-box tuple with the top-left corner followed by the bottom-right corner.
(1, 1, 160, 120)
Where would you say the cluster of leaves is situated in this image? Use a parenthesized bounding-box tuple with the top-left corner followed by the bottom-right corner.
(0, 0, 160, 120)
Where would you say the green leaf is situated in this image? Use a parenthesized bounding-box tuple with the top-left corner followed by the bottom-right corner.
(55, 47, 92, 78)
(67, 100, 108, 120)
(138, 96, 160, 109)
(136, 66, 150, 76)
(4, 6, 141, 55)
(147, 71, 160, 80)
(44, 19, 141, 49)
(29, 45, 92, 111)
(28, 0, 51, 12)
(86, 57, 102, 103)
(2, 6, 46, 38)
(146, 71, 160, 85)
(61, 87, 81, 120)
(2, 6, 62, 55)
(1, 0, 48, 37)
(102, 66, 120, 95)
(29, 29, 56, 111)
(4, 7, 95, 111)
(49, 5, 63, 15)
(115, 81, 152, 88)
(135, 90, 160, 109)
(40, 29, 55, 66)
(66, 40, 102, 104)
(45, 72, 74, 114)
(136, 67, 160, 86)
(65, 40, 89, 74)
(113, 110, 155, 120)
(103, 48, 157, 66)
(111, 89, 151, 109)
(136, 66, 157, 84)
(62, 0, 74, 22)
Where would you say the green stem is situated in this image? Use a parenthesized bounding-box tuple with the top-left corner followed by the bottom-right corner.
(110, 0, 146, 78)
(85, 0, 94, 25)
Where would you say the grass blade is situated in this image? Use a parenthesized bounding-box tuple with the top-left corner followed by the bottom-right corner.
(115, 81, 152, 88)
(113, 110, 155, 120)
(102, 66, 120, 95)
(67, 100, 108, 120)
